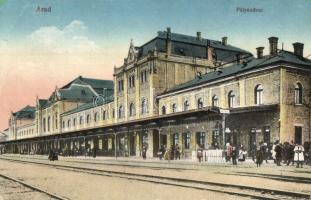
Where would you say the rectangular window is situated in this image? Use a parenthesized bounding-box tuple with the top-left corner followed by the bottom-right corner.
(118, 80, 124, 92)
(140, 70, 148, 83)
(141, 71, 144, 83)
(144, 70, 147, 82)
(173, 133, 179, 146)
(129, 75, 135, 88)
(132, 76, 135, 87)
(229, 96, 235, 108)
(295, 126, 302, 145)
(212, 130, 219, 148)
(172, 104, 177, 113)
(196, 132, 205, 148)
(103, 138, 108, 151)
(184, 133, 191, 149)
(263, 126, 270, 144)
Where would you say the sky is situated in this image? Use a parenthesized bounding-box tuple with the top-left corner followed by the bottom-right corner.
(0, 0, 311, 130)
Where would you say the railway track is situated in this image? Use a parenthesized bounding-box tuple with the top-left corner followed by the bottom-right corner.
(0, 172, 68, 200)
(1, 154, 194, 171)
(0, 156, 310, 200)
(234, 172, 311, 184)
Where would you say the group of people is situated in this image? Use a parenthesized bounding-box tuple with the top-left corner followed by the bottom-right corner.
(225, 140, 310, 168)
(250, 141, 270, 167)
(48, 149, 58, 161)
(225, 143, 247, 165)
(158, 144, 181, 161)
(271, 141, 309, 168)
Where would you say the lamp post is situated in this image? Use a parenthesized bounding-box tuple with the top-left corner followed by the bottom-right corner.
(114, 132, 117, 160)
(158, 127, 162, 150)
(225, 127, 231, 145)
(219, 108, 230, 149)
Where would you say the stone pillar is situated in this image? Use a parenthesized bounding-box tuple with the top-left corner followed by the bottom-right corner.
(147, 130, 154, 158)
(135, 132, 140, 157)
(166, 132, 171, 148)
(191, 132, 196, 150)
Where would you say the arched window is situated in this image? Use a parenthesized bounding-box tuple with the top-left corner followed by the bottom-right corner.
(184, 100, 189, 111)
(47, 116, 51, 132)
(172, 103, 177, 113)
(86, 114, 90, 124)
(255, 84, 263, 105)
(73, 118, 76, 126)
(79, 116, 83, 125)
(67, 119, 71, 128)
(141, 98, 147, 114)
(162, 106, 166, 115)
(43, 118, 46, 132)
(197, 98, 203, 109)
(295, 83, 303, 105)
(94, 112, 98, 122)
(228, 91, 235, 108)
(129, 103, 135, 116)
(118, 106, 124, 118)
(62, 120, 65, 128)
(212, 95, 219, 107)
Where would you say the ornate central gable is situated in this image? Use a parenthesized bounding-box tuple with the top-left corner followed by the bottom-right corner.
(126, 39, 137, 64)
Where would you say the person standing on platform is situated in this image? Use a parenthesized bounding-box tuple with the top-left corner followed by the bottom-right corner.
(197, 145, 203, 162)
(175, 144, 181, 160)
(251, 142, 257, 162)
(261, 142, 268, 163)
(287, 141, 295, 166)
(92, 147, 97, 158)
(232, 146, 237, 165)
(256, 146, 263, 167)
(274, 142, 282, 166)
(294, 143, 304, 168)
(159, 145, 165, 160)
(164, 146, 171, 162)
(226, 143, 233, 162)
(142, 143, 147, 160)
(238, 145, 246, 162)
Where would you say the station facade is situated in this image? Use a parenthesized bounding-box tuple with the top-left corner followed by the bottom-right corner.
(1, 29, 310, 158)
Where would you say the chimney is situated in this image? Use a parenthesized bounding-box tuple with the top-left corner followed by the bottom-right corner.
(222, 37, 228, 45)
(293, 42, 304, 57)
(166, 27, 172, 57)
(256, 47, 264, 59)
(196, 32, 202, 40)
(166, 27, 171, 39)
(268, 37, 278, 55)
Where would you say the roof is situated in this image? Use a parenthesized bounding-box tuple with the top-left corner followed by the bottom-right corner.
(58, 85, 97, 102)
(13, 105, 35, 119)
(40, 76, 114, 109)
(164, 50, 311, 94)
(137, 31, 252, 62)
(61, 76, 114, 95)
(38, 99, 48, 107)
(61, 95, 114, 116)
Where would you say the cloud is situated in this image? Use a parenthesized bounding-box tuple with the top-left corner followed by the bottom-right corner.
(25, 20, 99, 53)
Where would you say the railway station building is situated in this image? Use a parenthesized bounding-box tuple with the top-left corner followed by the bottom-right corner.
(1, 28, 310, 159)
